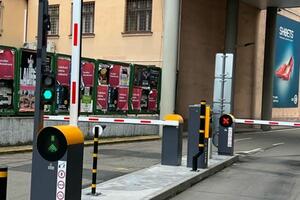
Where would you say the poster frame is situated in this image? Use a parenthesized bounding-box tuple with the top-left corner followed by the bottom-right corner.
(128, 64, 161, 115)
(16, 48, 55, 115)
(94, 59, 132, 115)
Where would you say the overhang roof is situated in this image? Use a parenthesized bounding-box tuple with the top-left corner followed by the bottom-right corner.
(241, 0, 300, 9)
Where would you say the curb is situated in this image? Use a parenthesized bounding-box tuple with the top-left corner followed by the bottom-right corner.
(0, 135, 161, 155)
(150, 155, 239, 200)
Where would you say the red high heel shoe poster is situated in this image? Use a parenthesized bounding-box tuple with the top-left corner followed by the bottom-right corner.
(273, 15, 300, 108)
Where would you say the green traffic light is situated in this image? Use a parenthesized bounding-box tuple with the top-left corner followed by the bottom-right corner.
(43, 89, 53, 100)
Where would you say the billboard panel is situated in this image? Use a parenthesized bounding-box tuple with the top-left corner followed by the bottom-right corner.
(273, 15, 300, 108)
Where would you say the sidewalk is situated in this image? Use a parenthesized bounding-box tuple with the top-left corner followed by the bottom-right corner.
(81, 154, 238, 200)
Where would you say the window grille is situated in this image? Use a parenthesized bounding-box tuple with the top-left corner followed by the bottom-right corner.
(82, 2, 95, 34)
(125, 0, 152, 33)
(48, 5, 59, 35)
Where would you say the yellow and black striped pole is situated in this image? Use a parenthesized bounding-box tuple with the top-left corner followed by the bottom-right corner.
(192, 100, 207, 171)
(91, 126, 102, 196)
(0, 167, 7, 200)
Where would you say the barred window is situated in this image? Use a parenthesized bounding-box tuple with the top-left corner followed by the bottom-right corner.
(125, 0, 152, 33)
(82, 2, 95, 34)
(48, 5, 59, 35)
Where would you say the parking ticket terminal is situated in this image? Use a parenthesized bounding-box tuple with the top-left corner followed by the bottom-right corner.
(31, 125, 84, 200)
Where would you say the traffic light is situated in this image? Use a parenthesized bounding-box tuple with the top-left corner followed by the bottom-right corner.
(219, 114, 234, 127)
(41, 74, 56, 105)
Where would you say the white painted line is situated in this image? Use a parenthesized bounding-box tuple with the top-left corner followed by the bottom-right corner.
(235, 138, 252, 142)
(236, 148, 263, 155)
(272, 143, 284, 146)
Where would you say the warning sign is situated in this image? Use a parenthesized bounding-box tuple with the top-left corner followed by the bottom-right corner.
(56, 161, 67, 200)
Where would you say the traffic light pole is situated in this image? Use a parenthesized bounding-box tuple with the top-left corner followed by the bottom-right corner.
(30, 0, 49, 199)
(70, 0, 82, 126)
(33, 0, 49, 143)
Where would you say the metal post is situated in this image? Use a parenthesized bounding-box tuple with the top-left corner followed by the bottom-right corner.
(30, 0, 49, 198)
(261, 7, 277, 131)
(160, 0, 181, 128)
(0, 167, 7, 200)
(70, 0, 82, 126)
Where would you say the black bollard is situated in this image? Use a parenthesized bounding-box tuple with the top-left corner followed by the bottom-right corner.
(90, 125, 105, 196)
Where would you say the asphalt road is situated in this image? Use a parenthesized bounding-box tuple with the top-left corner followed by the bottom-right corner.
(171, 128, 300, 200)
(2, 139, 182, 200)
(2, 128, 300, 200)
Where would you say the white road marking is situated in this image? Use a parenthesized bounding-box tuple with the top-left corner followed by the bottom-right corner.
(272, 143, 285, 146)
(236, 148, 263, 155)
(235, 138, 252, 142)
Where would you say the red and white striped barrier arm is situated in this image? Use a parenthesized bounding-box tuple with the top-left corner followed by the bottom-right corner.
(44, 115, 179, 127)
(234, 118, 300, 127)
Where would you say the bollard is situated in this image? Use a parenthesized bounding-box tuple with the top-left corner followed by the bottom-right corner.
(161, 114, 184, 166)
(0, 167, 7, 200)
(90, 125, 105, 196)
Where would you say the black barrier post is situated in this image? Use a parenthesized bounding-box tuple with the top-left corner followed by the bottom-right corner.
(192, 101, 208, 171)
(0, 167, 7, 200)
(90, 125, 105, 196)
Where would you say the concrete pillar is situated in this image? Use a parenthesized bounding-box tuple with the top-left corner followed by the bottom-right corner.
(261, 7, 277, 131)
(224, 0, 239, 114)
(160, 0, 181, 121)
(224, 0, 239, 54)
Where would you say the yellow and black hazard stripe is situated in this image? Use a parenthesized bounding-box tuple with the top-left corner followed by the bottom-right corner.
(0, 167, 7, 199)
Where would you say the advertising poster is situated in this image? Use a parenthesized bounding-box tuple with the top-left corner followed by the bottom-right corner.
(141, 89, 149, 111)
(97, 85, 108, 111)
(149, 68, 160, 89)
(0, 49, 14, 80)
(132, 87, 142, 110)
(148, 89, 158, 111)
(0, 49, 15, 109)
(98, 63, 110, 85)
(108, 87, 118, 111)
(273, 15, 300, 108)
(19, 51, 37, 112)
(56, 57, 71, 86)
(80, 61, 95, 113)
(55, 57, 71, 112)
(141, 68, 150, 87)
(109, 65, 121, 87)
(134, 67, 143, 86)
(0, 81, 13, 109)
(117, 86, 129, 111)
(120, 66, 130, 86)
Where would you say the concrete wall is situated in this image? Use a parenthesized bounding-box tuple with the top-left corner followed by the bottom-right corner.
(0, 0, 27, 47)
(0, 116, 159, 145)
(234, 3, 259, 118)
(26, 0, 164, 66)
(177, 0, 260, 120)
(176, 0, 227, 120)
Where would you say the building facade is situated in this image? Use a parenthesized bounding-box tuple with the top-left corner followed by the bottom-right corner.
(1, 0, 300, 123)
(26, 0, 164, 67)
